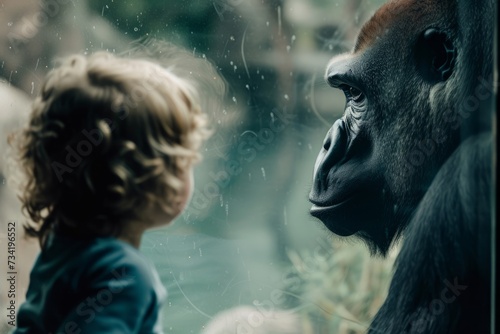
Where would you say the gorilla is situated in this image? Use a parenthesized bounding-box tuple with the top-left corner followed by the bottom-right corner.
(308, 0, 494, 333)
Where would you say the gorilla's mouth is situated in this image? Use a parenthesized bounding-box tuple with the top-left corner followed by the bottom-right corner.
(309, 185, 386, 238)
(309, 195, 360, 236)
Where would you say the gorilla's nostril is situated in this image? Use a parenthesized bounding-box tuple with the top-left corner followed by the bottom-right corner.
(327, 73, 340, 87)
(327, 75, 335, 87)
(323, 135, 331, 151)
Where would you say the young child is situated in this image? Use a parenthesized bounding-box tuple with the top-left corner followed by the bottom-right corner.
(10, 51, 209, 333)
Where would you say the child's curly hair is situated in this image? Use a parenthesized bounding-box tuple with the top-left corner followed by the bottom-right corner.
(11, 52, 209, 247)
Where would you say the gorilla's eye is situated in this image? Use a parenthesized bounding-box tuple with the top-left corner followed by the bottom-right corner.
(349, 86, 365, 103)
(340, 84, 365, 104)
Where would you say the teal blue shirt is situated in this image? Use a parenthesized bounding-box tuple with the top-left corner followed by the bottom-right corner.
(13, 233, 166, 334)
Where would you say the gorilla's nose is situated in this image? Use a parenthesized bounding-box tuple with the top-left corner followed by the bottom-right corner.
(322, 119, 347, 168)
(312, 119, 347, 186)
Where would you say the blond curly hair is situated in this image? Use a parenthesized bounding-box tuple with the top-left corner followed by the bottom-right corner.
(11, 52, 209, 247)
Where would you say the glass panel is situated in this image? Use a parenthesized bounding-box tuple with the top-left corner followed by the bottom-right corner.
(0, 1, 493, 334)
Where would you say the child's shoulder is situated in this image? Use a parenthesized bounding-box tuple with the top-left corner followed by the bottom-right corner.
(43, 233, 157, 290)
(17, 233, 166, 333)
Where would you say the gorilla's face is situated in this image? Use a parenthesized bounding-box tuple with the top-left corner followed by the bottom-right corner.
(309, 11, 459, 254)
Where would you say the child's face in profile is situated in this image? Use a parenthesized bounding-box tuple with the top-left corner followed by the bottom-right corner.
(149, 166, 194, 229)
(177, 166, 195, 219)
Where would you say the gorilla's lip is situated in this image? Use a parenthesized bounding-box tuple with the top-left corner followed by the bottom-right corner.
(308, 190, 357, 209)
(309, 195, 359, 236)
(309, 197, 351, 209)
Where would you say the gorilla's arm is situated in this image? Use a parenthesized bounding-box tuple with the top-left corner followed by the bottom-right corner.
(369, 134, 492, 334)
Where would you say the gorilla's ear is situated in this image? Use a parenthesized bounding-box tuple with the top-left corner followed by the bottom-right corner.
(415, 28, 456, 83)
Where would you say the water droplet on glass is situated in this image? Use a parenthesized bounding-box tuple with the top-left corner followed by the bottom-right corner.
(284, 94, 289, 100)
(7, 22, 13, 27)
(134, 27, 138, 32)
(261, 167, 266, 180)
